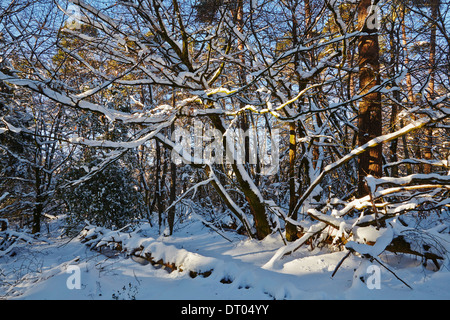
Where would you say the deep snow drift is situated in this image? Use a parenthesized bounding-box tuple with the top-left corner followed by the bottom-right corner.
(1, 216, 450, 300)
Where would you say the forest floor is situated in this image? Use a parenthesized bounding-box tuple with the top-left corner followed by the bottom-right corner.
(1, 216, 450, 300)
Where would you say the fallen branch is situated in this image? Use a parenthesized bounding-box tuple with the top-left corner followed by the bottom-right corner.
(331, 250, 351, 278)
(0, 229, 36, 257)
(366, 174, 450, 191)
(344, 246, 413, 290)
(262, 222, 327, 269)
(371, 255, 413, 290)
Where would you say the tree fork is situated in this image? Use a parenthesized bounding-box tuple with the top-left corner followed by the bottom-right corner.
(207, 112, 271, 240)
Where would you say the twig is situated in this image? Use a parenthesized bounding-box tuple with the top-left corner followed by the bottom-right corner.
(186, 201, 233, 243)
(371, 256, 413, 290)
(331, 250, 351, 278)
(344, 247, 413, 290)
(365, 179, 381, 229)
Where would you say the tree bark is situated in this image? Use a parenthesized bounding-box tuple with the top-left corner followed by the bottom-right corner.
(401, 7, 414, 175)
(32, 166, 43, 234)
(357, 0, 383, 197)
(168, 93, 177, 235)
(423, 0, 439, 174)
(388, 13, 400, 177)
(286, 122, 298, 241)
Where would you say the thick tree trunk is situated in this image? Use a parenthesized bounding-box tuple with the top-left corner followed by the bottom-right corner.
(357, 0, 383, 197)
(156, 140, 166, 232)
(423, 0, 439, 174)
(286, 122, 298, 242)
(388, 17, 399, 177)
(401, 8, 414, 175)
(236, 0, 251, 166)
(168, 94, 177, 235)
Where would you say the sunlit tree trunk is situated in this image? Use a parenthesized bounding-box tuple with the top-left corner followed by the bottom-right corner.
(357, 0, 383, 197)
(286, 0, 311, 242)
(423, 0, 439, 174)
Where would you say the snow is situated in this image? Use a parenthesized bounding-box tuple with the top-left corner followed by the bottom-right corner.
(346, 226, 394, 257)
(2, 216, 450, 301)
(353, 226, 386, 244)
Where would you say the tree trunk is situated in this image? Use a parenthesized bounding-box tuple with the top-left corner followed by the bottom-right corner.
(423, 0, 439, 174)
(214, 0, 271, 240)
(156, 139, 166, 232)
(357, 0, 383, 197)
(401, 7, 414, 175)
(207, 110, 271, 239)
(32, 167, 43, 234)
(388, 13, 399, 177)
(237, 0, 251, 168)
(168, 94, 177, 235)
(286, 122, 298, 242)
(286, 0, 312, 242)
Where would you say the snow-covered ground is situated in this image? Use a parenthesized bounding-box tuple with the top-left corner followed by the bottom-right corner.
(1, 216, 450, 301)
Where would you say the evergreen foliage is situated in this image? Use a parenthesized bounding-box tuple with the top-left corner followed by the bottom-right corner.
(61, 160, 144, 233)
